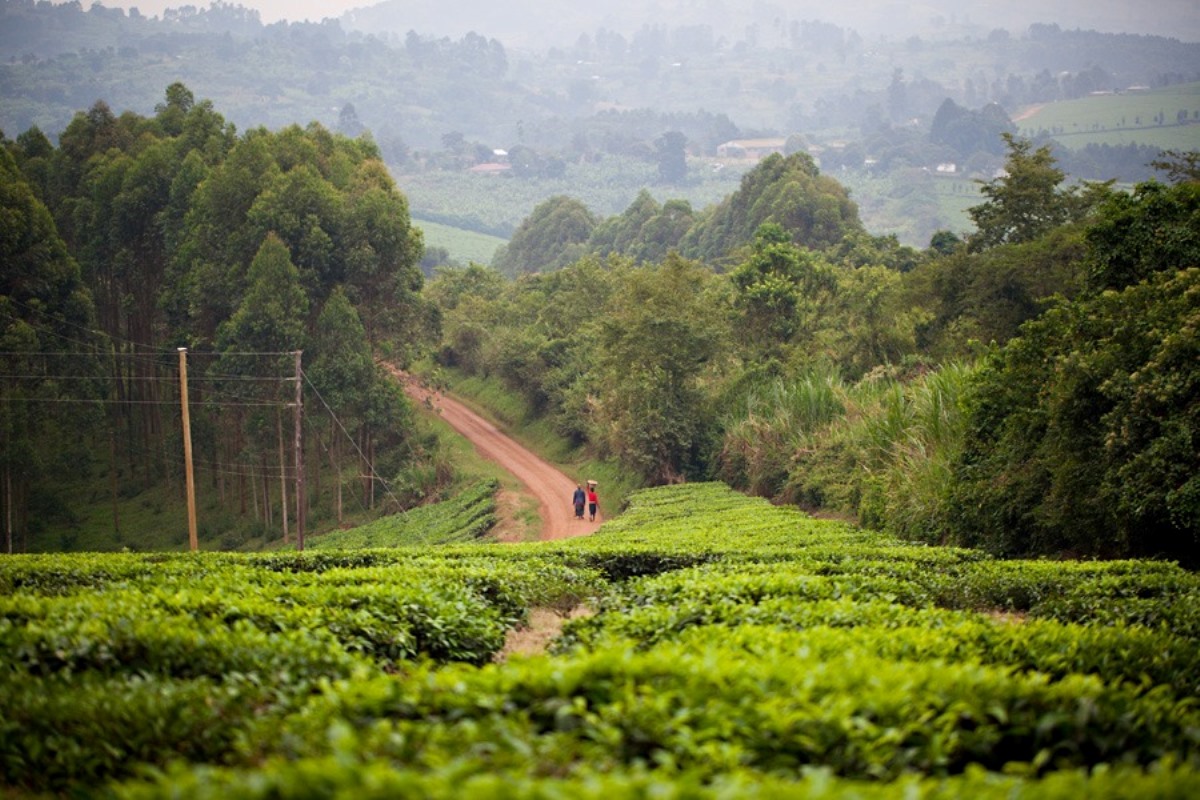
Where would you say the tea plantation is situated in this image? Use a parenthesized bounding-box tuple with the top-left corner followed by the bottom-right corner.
(2, 483, 1197, 797)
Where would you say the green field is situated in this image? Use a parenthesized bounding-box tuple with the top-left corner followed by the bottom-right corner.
(1016, 82, 1200, 150)
(414, 217, 509, 266)
(3, 482, 1198, 797)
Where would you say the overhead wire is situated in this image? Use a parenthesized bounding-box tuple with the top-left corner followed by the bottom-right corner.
(302, 368, 404, 513)
(5, 304, 408, 523)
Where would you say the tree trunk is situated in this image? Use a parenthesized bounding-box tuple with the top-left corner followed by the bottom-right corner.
(261, 454, 272, 529)
(4, 464, 12, 555)
(237, 420, 247, 516)
(367, 431, 376, 509)
(278, 410, 289, 544)
(109, 429, 120, 536)
(334, 424, 343, 526)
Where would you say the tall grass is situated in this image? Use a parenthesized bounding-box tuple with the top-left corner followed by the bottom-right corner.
(722, 362, 978, 541)
(717, 366, 846, 497)
(857, 363, 974, 542)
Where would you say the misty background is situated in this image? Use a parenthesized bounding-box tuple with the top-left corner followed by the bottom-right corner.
(4, 0, 1199, 250)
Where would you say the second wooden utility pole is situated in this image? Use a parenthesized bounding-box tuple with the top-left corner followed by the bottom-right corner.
(178, 348, 198, 552)
(293, 350, 305, 551)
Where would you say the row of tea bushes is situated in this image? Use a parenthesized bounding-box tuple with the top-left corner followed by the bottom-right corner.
(0, 549, 604, 792)
(308, 479, 501, 549)
(3, 482, 1197, 796)
(112, 758, 1200, 799)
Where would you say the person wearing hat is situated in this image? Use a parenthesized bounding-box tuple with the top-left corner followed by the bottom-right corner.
(587, 483, 599, 522)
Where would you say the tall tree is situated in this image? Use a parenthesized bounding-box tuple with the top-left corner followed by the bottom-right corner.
(213, 233, 308, 525)
(0, 148, 100, 551)
(967, 133, 1082, 251)
(592, 253, 726, 483)
(679, 153, 862, 265)
(730, 223, 832, 361)
(308, 287, 373, 524)
(655, 130, 688, 184)
(492, 195, 596, 277)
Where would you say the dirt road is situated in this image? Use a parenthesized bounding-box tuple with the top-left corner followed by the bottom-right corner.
(395, 372, 598, 540)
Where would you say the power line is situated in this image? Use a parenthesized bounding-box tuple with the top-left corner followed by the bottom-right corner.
(1, 397, 289, 407)
(0, 372, 291, 383)
(303, 369, 404, 513)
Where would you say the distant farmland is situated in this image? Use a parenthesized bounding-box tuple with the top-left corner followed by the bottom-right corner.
(415, 218, 507, 267)
(1016, 82, 1200, 150)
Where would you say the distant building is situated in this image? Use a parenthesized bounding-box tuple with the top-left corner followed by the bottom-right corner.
(716, 138, 787, 160)
(936, 163, 958, 174)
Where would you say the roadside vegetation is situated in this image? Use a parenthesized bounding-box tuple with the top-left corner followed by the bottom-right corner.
(423, 139, 1199, 565)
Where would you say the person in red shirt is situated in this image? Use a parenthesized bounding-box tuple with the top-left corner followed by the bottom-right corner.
(587, 485, 599, 521)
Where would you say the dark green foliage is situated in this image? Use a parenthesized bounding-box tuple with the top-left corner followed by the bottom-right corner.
(967, 134, 1091, 251)
(4, 86, 437, 550)
(929, 98, 1014, 158)
(655, 130, 688, 184)
(592, 254, 727, 483)
(909, 224, 1089, 354)
(491, 196, 597, 277)
(587, 190, 695, 264)
(730, 223, 836, 357)
(950, 267, 1200, 562)
(0, 146, 102, 550)
(680, 152, 863, 264)
(1085, 180, 1200, 291)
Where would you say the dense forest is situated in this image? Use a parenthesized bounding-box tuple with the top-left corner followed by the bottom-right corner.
(1, 83, 445, 552)
(2, 79, 1198, 562)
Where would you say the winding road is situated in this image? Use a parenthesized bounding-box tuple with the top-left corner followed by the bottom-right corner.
(392, 370, 600, 540)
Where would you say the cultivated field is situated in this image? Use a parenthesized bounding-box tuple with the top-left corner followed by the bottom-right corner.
(1016, 81, 1200, 150)
(3, 482, 1198, 797)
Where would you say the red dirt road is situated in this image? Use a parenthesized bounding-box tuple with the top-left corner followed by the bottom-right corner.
(395, 373, 599, 540)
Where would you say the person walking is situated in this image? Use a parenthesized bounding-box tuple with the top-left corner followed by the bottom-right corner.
(572, 484, 586, 520)
(587, 483, 599, 522)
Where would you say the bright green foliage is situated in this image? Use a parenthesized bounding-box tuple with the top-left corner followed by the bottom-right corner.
(2, 483, 1199, 796)
(309, 479, 500, 548)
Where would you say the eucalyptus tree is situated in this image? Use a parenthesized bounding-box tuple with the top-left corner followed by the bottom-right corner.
(0, 148, 100, 551)
(211, 234, 308, 528)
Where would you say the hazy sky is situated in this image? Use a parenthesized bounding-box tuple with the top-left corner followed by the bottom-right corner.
(57, 0, 1200, 40)
(82, 1, 361, 23)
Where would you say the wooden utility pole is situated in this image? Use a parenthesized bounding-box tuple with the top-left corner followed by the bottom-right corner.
(178, 348, 198, 551)
(293, 350, 305, 551)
